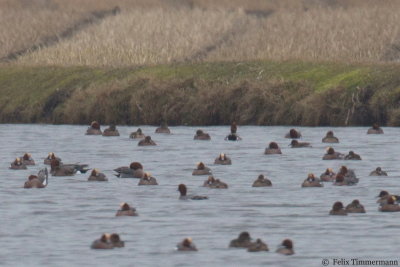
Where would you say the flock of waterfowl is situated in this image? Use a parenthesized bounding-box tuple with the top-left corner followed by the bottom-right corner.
(9, 121, 398, 254)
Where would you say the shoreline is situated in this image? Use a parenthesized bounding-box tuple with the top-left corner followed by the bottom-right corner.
(1, 60, 399, 126)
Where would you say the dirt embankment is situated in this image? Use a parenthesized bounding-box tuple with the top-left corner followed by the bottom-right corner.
(1, 61, 400, 126)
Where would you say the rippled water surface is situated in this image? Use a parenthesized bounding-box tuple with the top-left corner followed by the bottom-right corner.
(1, 125, 400, 267)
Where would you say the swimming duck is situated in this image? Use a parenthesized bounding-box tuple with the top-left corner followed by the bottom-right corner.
(129, 128, 145, 139)
(380, 196, 400, 212)
(229, 232, 253, 248)
(285, 129, 301, 139)
(138, 172, 158, 185)
(192, 162, 212, 176)
(329, 201, 347, 215)
(50, 158, 90, 176)
(224, 122, 242, 141)
(138, 136, 157, 146)
(214, 153, 232, 165)
(264, 142, 282, 154)
(276, 239, 294, 255)
(114, 162, 145, 178)
(194, 129, 211, 140)
(87, 169, 108, 181)
(344, 151, 362, 160)
(91, 234, 114, 249)
(247, 239, 269, 252)
(301, 173, 323, 187)
(178, 184, 208, 200)
(102, 124, 120, 136)
(345, 199, 366, 213)
(116, 202, 138, 216)
(252, 174, 272, 187)
(367, 123, 384, 134)
(376, 191, 400, 206)
(320, 168, 336, 182)
(10, 158, 27, 170)
(369, 167, 388, 176)
(44, 152, 61, 165)
(155, 122, 171, 134)
(177, 238, 197, 251)
(322, 131, 339, 143)
(86, 121, 102, 135)
(20, 153, 35, 165)
(337, 166, 358, 185)
(24, 168, 48, 189)
(203, 176, 228, 189)
(322, 147, 344, 160)
(289, 140, 311, 148)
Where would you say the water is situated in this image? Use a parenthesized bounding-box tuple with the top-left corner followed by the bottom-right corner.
(1, 125, 399, 267)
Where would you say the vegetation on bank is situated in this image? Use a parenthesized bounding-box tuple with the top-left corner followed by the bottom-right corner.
(1, 61, 400, 126)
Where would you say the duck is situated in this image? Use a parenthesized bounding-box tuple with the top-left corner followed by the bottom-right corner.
(178, 184, 208, 200)
(116, 202, 138, 216)
(109, 233, 125, 248)
(229, 232, 253, 248)
(138, 136, 157, 146)
(289, 140, 311, 148)
(344, 151, 362, 160)
(367, 123, 384, 134)
(322, 131, 339, 143)
(322, 147, 344, 160)
(194, 129, 211, 140)
(24, 168, 48, 189)
(214, 153, 232, 165)
(301, 173, 323, 187)
(203, 176, 228, 189)
(20, 153, 35, 165)
(380, 196, 400, 212)
(91, 234, 114, 249)
(155, 122, 171, 134)
(329, 201, 347, 215)
(86, 121, 102, 135)
(285, 129, 301, 139)
(102, 124, 120, 136)
(10, 158, 27, 170)
(247, 239, 269, 252)
(376, 191, 400, 206)
(224, 122, 242, 141)
(129, 128, 145, 139)
(192, 162, 212, 176)
(320, 168, 336, 182)
(345, 199, 366, 213)
(50, 158, 90, 176)
(44, 152, 61, 165)
(337, 166, 358, 185)
(138, 172, 158, 185)
(264, 142, 282, 154)
(252, 174, 272, 187)
(177, 238, 197, 251)
(369, 167, 388, 176)
(87, 169, 108, 181)
(114, 162, 145, 178)
(276, 239, 294, 255)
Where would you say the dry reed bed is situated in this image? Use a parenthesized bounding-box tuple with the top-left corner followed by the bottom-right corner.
(14, 2, 400, 66)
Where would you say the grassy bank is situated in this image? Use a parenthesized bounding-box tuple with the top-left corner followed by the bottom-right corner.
(1, 60, 400, 126)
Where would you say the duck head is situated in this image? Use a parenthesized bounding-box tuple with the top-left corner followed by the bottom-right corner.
(110, 233, 121, 244)
(376, 167, 382, 172)
(109, 124, 116, 131)
(100, 234, 109, 243)
(91, 121, 100, 130)
(290, 140, 298, 146)
(307, 173, 315, 181)
(326, 131, 334, 137)
(289, 129, 299, 138)
(281, 239, 293, 249)
(351, 199, 360, 206)
(207, 176, 216, 184)
(219, 153, 226, 160)
(23, 153, 30, 160)
(137, 128, 142, 134)
(332, 201, 344, 211)
(231, 122, 237, 134)
(378, 190, 389, 198)
(197, 162, 205, 170)
(120, 202, 131, 211)
(91, 169, 99, 177)
(325, 168, 334, 175)
(145, 136, 152, 142)
(14, 158, 21, 165)
(178, 184, 187, 196)
(339, 166, 348, 175)
(143, 172, 151, 180)
(238, 232, 251, 242)
(349, 151, 355, 156)
(372, 123, 380, 130)
(258, 174, 265, 180)
(196, 129, 204, 135)
(326, 147, 335, 155)
(130, 162, 143, 170)
(269, 142, 279, 149)
(182, 237, 193, 247)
